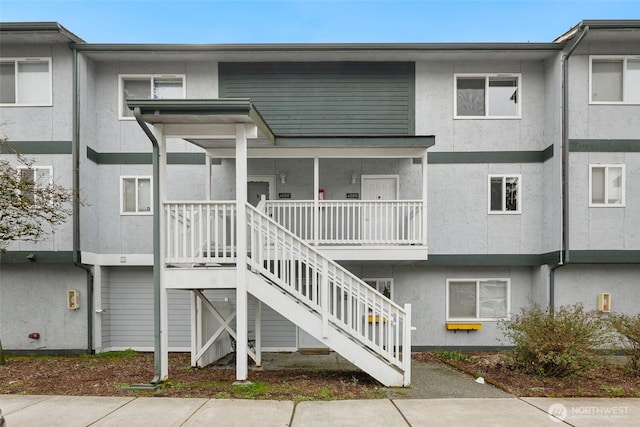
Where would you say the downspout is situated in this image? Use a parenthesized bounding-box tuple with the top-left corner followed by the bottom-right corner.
(132, 106, 162, 385)
(70, 46, 94, 353)
(551, 25, 590, 312)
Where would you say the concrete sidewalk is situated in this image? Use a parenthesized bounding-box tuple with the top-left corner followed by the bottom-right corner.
(2, 395, 639, 426)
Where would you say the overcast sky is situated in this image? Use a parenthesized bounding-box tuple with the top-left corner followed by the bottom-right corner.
(0, 0, 638, 43)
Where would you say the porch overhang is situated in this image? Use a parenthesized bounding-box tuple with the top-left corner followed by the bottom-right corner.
(126, 98, 276, 147)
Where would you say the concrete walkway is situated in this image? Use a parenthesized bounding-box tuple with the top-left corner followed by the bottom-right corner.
(2, 394, 639, 426)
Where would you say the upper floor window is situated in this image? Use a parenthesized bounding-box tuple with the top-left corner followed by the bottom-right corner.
(119, 74, 185, 119)
(590, 56, 640, 104)
(0, 58, 52, 106)
(589, 164, 625, 207)
(447, 279, 509, 321)
(455, 74, 521, 118)
(17, 166, 53, 204)
(120, 176, 152, 215)
(488, 174, 521, 214)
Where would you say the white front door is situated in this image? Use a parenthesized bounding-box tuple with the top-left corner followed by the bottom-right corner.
(361, 175, 398, 241)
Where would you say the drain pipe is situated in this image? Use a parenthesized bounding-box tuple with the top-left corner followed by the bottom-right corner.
(133, 106, 162, 385)
(70, 46, 94, 353)
(551, 24, 590, 312)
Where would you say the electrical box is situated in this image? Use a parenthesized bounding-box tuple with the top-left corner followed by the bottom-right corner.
(597, 293, 611, 313)
(67, 290, 80, 310)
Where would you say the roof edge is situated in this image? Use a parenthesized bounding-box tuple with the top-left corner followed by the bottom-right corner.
(0, 21, 85, 43)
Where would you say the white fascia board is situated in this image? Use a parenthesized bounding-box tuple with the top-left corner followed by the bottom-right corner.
(317, 246, 428, 261)
(206, 147, 428, 158)
(81, 251, 153, 266)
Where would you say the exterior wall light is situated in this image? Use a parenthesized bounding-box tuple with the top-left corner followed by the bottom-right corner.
(351, 172, 358, 185)
(280, 171, 287, 184)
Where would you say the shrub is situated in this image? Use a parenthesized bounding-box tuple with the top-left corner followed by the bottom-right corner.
(500, 303, 610, 378)
(609, 313, 640, 375)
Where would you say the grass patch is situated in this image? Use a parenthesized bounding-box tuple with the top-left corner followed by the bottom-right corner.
(233, 381, 272, 399)
(435, 351, 472, 362)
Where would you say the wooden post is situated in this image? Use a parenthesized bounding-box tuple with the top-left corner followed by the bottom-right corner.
(0, 339, 5, 365)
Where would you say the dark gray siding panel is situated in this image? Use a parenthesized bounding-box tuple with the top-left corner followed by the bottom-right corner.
(219, 62, 414, 135)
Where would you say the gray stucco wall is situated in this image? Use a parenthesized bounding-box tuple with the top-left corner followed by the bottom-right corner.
(554, 264, 640, 316)
(0, 264, 87, 350)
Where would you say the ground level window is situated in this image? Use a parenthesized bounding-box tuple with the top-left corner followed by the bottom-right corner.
(121, 176, 152, 214)
(364, 278, 393, 299)
(447, 279, 509, 321)
(590, 164, 625, 207)
(488, 174, 521, 214)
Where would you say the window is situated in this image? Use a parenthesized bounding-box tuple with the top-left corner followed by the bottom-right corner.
(589, 165, 625, 207)
(590, 56, 640, 103)
(455, 74, 520, 118)
(364, 278, 393, 299)
(17, 166, 53, 204)
(121, 176, 152, 214)
(447, 279, 509, 321)
(119, 74, 185, 119)
(488, 174, 521, 214)
(0, 58, 52, 106)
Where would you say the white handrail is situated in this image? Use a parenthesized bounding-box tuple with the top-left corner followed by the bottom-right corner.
(247, 203, 410, 371)
(262, 200, 425, 245)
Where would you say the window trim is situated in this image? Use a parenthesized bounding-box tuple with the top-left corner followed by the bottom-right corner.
(446, 278, 510, 322)
(0, 57, 53, 107)
(118, 74, 186, 120)
(454, 73, 522, 119)
(120, 176, 153, 215)
(589, 55, 640, 105)
(487, 174, 522, 214)
(16, 165, 53, 204)
(589, 164, 625, 208)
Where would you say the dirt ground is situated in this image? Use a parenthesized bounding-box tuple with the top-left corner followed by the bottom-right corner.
(1, 350, 639, 399)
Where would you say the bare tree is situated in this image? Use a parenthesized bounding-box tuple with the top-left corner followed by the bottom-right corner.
(0, 135, 73, 252)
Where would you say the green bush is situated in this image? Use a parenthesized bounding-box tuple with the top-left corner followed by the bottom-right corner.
(500, 303, 610, 378)
(609, 313, 640, 375)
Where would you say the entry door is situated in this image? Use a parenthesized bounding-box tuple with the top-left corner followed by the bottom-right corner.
(247, 181, 270, 207)
(361, 175, 398, 241)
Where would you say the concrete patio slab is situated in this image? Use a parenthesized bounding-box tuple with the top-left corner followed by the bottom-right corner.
(181, 399, 294, 427)
(393, 398, 560, 427)
(292, 399, 407, 427)
(92, 397, 208, 427)
(2, 395, 133, 427)
(523, 397, 640, 426)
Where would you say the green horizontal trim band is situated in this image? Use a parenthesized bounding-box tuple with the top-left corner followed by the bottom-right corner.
(419, 253, 559, 266)
(0, 141, 72, 154)
(569, 139, 640, 152)
(275, 135, 434, 148)
(0, 251, 74, 264)
(425, 146, 553, 164)
(86, 148, 205, 165)
(568, 250, 640, 264)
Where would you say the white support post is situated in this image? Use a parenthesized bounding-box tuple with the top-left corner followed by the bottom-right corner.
(92, 265, 101, 352)
(235, 123, 249, 381)
(254, 299, 262, 367)
(158, 125, 170, 380)
(403, 303, 412, 387)
(190, 291, 197, 367)
(321, 259, 329, 338)
(313, 157, 319, 246)
(205, 155, 211, 201)
(421, 150, 428, 246)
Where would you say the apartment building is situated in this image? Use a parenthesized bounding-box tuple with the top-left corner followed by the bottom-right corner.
(1, 20, 638, 385)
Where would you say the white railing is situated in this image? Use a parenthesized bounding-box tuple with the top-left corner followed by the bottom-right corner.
(247, 204, 411, 373)
(262, 200, 425, 245)
(164, 201, 237, 264)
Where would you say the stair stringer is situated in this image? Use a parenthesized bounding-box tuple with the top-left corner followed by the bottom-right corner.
(246, 270, 405, 387)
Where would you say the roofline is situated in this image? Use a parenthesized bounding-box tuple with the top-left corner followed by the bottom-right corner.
(71, 42, 564, 53)
(0, 21, 85, 43)
(554, 19, 640, 42)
